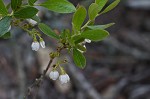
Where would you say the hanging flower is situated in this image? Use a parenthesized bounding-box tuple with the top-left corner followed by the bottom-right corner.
(31, 41, 40, 51)
(27, 19, 37, 26)
(49, 70, 59, 80)
(59, 74, 70, 84)
(40, 40, 46, 48)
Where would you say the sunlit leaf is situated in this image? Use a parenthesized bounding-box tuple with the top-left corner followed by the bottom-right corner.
(39, 0, 76, 13)
(0, 0, 8, 16)
(101, 0, 120, 14)
(72, 6, 86, 30)
(11, 0, 22, 11)
(73, 48, 86, 69)
(88, 3, 99, 20)
(87, 23, 115, 30)
(95, 0, 108, 12)
(0, 16, 11, 37)
(14, 6, 38, 18)
(81, 29, 109, 41)
(38, 23, 59, 39)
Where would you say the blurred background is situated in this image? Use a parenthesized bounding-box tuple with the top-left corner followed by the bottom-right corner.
(0, 0, 150, 99)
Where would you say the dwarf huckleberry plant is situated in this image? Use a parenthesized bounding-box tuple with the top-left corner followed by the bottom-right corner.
(0, 0, 120, 97)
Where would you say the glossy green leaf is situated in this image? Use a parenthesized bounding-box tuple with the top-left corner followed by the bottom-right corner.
(39, 0, 76, 13)
(0, 16, 11, 37)
(73, 48, 86, 69)
(75, 37, 85, 44)
(0, 0, 8, 16)
(87, 23, 115, 30)
(72, 6, 86, 30)
(11, 0, 22, 11)
(101, 0, 120, 14)
(95, 0, 108, 12)
(38, 23, 59, 39)
(88, 3, 99, 20)
(28, 0, 37, 6)
(0, 32, 11, 39)
(81, 29, 109, 41)
(14, 7, 38, 19)
(72, 35, 84, 44)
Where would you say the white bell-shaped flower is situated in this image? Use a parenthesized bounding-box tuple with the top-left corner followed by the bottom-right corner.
(85, 39, 91, 43)
(40, 41, 46, 48)
(31, 41, 40, 51)
(49, 70, 59, 80)
(59, 74, 70, 84)
(27, 19, 37, 26)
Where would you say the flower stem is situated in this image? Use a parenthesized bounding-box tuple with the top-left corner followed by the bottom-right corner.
(81, 20, 91, 30)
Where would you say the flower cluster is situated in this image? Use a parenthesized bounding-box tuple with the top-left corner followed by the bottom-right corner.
(31, 40, 45, 51)
(49, 70, 70, 84)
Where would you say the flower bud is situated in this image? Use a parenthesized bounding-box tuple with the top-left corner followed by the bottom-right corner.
(49, 70, 59, 80)
(40, 41, 46, 48)
(31, 41, 40, 51)
(27, 19, 37, 26)
(59, 74, 70, 84)
(85, 39, 91, 43)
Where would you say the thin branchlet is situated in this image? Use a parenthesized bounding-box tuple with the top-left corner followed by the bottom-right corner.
(24, 46, 65, 99)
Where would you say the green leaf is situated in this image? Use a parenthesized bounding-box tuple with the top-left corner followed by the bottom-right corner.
(0, 16, 11, 37)
(14, 6, 38, 19)
(75, 37, 85, 44)
(28, 0, 37, 6)
(101, 0, 120, 14)
(95, 0, 108, 12)
(0, 32, 11, 39)
(0, 0, 8, 16)
(39, 0, 76, 13)
(38, 23, 59, 39)
(11, 0, 22, 11)
(87, 23, 115, 30)
(81, 29, 109, 41)
(68, 38, 75, 47)
(72, 6, 86, 30)
(88, 3, 99, 20)
(72, 35, 84, 44)
(73, 48, 86, 69)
